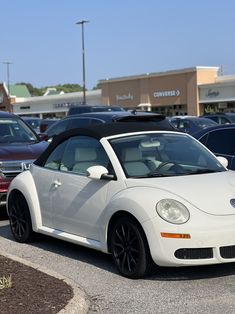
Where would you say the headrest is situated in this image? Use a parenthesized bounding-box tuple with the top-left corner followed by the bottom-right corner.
(75, 147, 97, 162)
(122, 147, 142, 162)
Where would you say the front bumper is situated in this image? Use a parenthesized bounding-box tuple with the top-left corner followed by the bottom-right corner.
(143, 213, 235, 267)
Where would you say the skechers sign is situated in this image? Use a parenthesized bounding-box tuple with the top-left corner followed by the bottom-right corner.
(153, 90, 180, 98)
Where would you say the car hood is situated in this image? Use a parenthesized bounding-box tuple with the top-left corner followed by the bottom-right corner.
(0, 141, 48, 161)
(125, 171, 235, 216)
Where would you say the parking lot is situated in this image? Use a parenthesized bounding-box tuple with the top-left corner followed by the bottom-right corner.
(1, 208, 235, 313)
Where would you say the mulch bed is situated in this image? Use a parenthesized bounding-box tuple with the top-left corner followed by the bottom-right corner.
(0, 255, 73, 314)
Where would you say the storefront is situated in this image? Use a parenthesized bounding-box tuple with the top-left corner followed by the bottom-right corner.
(199, 76, 235, 114)
(9, 65, 235, 118)
(12, 89, 101, 118)
(99, 66, 219, 116)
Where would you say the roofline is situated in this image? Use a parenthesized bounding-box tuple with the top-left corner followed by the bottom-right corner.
(99, 66, 220, 83)
(14, 89, 102, 104)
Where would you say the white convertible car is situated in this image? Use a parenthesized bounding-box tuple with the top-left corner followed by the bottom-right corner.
(7, 122, 235, 278)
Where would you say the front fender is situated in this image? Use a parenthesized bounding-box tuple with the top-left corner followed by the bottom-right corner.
(99, 186, 171, 251)
(99, 185, 196, 252)
(7, 171, 42, 231)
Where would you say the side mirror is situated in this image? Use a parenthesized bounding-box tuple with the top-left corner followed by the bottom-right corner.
(87, 165, 116, 180)
(217, 156, 228, 168)
(38, 133, 49, 141)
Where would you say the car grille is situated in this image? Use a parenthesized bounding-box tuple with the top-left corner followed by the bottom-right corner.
(220, 246, 235, 259)
(0, 160, 35, 178)
(175, 245, 235, 260)
(175, 248, 213, 259)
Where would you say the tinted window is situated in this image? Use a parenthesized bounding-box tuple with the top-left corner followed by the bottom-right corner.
(46, 120, 69, 137)
(66, 117, 105, 130)
(206, 129, 235, 155)
(220, 117, 231, 124)
(68, 107, 91, 115)
(67, 117, 92, 129)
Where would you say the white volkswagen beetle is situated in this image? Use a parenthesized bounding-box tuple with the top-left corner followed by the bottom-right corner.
(7, 123, 235, 278)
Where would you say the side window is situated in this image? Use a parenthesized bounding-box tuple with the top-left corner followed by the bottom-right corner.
(44, 140, 68, 170)
(67, 118, 91, 129)
(220, 117, 230, 124)
(61, 136, 112, 175)
(178, 120, 190, 132)
(47, 120, 69, 137)
(206, 129, 235, 155)
(199, 133, 209, 146)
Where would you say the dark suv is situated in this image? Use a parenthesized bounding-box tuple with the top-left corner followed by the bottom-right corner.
(194, 123, 235, 170)
(41, 111, 176, 141)
(0, 111, 48, 205)
(67, 105, 125, 116)
(200, 113, 235, 124)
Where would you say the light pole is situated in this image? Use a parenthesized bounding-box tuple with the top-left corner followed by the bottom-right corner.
(2, 61, 13, 98)
(76, 20, 89, 105)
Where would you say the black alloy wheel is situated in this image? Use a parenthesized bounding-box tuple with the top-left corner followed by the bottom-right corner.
(8, 192, 34, 243)
(110, 216, 152, 279)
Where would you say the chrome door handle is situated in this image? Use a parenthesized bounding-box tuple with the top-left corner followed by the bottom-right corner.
(53, 180, 62, 188)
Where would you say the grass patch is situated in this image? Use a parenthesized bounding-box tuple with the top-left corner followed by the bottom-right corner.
(0, 275, 12, 289)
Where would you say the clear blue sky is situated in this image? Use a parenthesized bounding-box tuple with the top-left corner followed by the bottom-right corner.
(1, 0, 235, 89)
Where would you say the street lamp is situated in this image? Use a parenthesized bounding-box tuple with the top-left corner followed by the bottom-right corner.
(76, 20, 89, 105)
(2, 61, 13, 99)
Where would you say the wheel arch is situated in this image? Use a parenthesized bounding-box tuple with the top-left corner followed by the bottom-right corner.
(106, 210, 150, 253)
(7, 171, 42, 231)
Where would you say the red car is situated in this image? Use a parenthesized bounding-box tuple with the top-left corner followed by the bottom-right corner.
(0, 111, 48, 205)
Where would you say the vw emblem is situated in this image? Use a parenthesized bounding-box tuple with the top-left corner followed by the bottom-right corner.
(230, 199, 235, 208)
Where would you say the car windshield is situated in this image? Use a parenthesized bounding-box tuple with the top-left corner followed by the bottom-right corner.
(109, 132, 225, 178)
(0, 118, 39, 144)
(24, 118, 41, 130)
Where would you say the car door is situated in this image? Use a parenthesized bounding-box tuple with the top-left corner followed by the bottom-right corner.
(43, 135, 121, 241)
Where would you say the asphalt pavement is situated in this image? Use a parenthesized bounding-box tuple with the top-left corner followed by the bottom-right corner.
(1, 209, 235, 313)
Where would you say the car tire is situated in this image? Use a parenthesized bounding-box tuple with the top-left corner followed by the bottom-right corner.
(110, 216, 153, 279)
(8, 192, 35, 243)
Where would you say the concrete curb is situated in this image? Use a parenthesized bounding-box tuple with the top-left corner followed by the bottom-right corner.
(0, 250, 90, 314)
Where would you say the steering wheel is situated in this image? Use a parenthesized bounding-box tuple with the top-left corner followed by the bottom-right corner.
(157, 161, 185, 174)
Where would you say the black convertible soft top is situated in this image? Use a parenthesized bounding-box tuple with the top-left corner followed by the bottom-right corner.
(35, 121, 178, 166)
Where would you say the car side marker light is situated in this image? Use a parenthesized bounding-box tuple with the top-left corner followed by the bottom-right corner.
(161, 232, 191, 239)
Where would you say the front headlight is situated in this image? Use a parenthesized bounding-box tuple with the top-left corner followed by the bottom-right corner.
(156, 199, 190, 224)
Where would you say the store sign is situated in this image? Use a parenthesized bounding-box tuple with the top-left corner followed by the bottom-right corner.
(53, 102, 80, 109)
(116, 93, 134, 101)
(153, 90, 180, 98)
(206, 89, 220, 98)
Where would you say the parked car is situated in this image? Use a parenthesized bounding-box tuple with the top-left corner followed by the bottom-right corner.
(21, 116, 42, 134)
(0, 111, 48, 205)
(200, 112, 235, 124)
(41, 111, 175, 141)
(169, 116, 217, 135)
(194, 123, 235, 170)
(39, 118, 59, 133)
(67, 105, 125, 116)
(7, 122, 235, 279)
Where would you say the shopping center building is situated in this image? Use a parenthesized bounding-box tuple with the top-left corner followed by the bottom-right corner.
(2, 66, 235, 117)
(99, 66, 235, 116)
